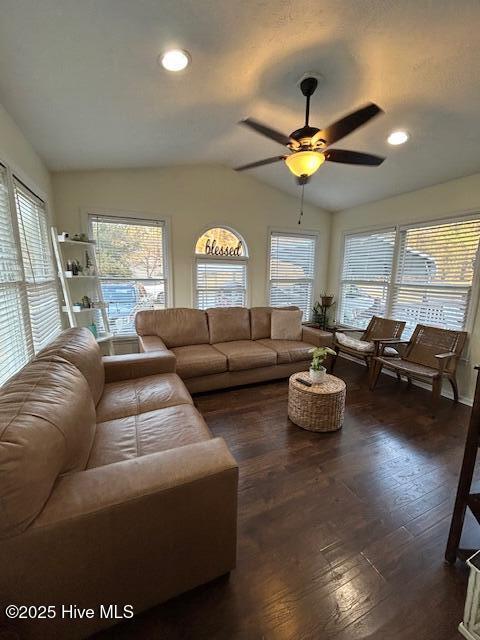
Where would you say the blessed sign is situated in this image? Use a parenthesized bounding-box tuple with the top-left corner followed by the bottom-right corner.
(204, 238, 243, 257)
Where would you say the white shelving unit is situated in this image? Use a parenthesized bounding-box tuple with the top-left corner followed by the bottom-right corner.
(51, 227, 114, 354)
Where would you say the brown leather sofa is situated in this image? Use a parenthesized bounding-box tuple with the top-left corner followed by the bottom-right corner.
(0, 328, 238, 640)
(136, 306, 333, 393)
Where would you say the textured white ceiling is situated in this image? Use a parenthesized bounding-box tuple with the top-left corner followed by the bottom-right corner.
(0, 0, 479, 210)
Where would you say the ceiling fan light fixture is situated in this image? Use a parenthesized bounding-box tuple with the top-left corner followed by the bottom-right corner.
(387, 130, 409, 145)
(285, 151, 325, 178)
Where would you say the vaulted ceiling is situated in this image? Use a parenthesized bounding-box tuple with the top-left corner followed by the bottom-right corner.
(0, 0, 479, 210)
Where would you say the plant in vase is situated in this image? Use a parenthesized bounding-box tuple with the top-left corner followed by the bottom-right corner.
(309, 346, 336, 384)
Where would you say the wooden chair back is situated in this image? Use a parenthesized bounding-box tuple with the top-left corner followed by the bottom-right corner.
(404, 325, 467, 373)
(362, 316, 406, 342)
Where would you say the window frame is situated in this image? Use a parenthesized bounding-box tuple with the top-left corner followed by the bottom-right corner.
(193, 224, 249, 309)
(0, 155, 60, 385)
(337, 211, 480, 337)
(87, 211, 172, 338)
(267, 227, 320, 322)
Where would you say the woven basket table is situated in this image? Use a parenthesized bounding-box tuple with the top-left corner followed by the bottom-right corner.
(288, 372, 346, 432)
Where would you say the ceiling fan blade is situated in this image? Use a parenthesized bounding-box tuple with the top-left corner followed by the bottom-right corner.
(235, 156, 286, 171)
(313, 103, 383, 147)
(239, 118, 294, 147)
(325, 149, 385, 166)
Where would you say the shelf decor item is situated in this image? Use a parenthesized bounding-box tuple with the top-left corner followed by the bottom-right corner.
(309, 346, 336, 383)
(51, 226, 113, 354)
(312, 294, 336, 330)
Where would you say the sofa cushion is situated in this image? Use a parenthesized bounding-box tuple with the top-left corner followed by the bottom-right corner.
(135, 308, 209, 348)
(171, 344, 227, 379)
(271, 309, 303, 341)
(96, 373, 193, 422)
(257, 339, 313, 364)
(36, 327, 104, 405)
(250, 306, 299, 340)
(213, 340, 277, 371)
(0, 358, 96, 538)
(87, 405, 212, 468)
(207, 307, 250, 344)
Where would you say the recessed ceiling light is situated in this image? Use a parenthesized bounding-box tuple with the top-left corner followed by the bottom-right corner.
(387, 130, 409, 145)
(160, 49, 190, 72)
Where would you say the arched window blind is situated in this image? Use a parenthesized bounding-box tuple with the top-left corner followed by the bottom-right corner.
(194, 227, 248, 309)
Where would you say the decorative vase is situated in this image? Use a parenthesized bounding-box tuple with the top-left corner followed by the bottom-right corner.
(309, 366, 326, 384)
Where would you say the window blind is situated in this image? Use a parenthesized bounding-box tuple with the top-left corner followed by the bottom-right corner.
(0, 167, 31, 385)
(391, 218, 480, 336)
(269, 232, 317, 320)
(196, 259, 247, 309)
(339, 230, 395, 329)
(14, 179, 62, 352)
(90, 215, 168, 336)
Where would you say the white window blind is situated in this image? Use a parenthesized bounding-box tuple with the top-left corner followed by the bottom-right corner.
(0, 167, 31, 385)
(196, 259, 247, 309)
(14, 179, 62, 352)
(339, 218, 480, 336)
(269, 232, 317, 320)
(90, 215, 168, 336)
(339, 230, 395, 329)
(391, 219, 480, 336)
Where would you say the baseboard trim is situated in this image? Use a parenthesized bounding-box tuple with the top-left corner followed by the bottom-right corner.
(337, 353, 473, 407)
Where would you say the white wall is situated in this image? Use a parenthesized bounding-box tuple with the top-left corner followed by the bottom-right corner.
(328, 172, 480, 402)
(52, 164, 331, 309)
(0, 103, 53, 205)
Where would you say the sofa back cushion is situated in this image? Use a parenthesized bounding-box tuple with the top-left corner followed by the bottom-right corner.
(207, 307, 250, 343)
(271, 308, 303, 341)
(135, 308, 210, 348)
(36, 327, 104, 405)
(250, 306, 300, 340)
(0, 358, 96, 538)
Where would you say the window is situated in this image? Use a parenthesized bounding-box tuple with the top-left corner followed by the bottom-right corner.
(90, 215, 168, 336)
(339, 229, 395, 329)
(0, 165, 61, 386)
(268, 231, 318, 320)
(339, 217, 480, 337)
(194, 227, 248, 309)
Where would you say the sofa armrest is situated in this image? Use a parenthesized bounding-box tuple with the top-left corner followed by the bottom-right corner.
(138, 335, 168, 353)
(103, 350, 176, 382)
(302, 326, 334, 347)
(0, 439, 238, 638)
(34, 438, 237, 527)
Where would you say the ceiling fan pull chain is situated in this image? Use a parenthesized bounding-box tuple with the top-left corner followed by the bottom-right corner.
(298, 184, 305, 225)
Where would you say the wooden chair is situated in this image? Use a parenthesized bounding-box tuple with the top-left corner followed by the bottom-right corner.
(369, 324, 467, 408)
(331, 316, 406, 372)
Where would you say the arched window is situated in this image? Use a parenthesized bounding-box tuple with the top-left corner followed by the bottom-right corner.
(194, 226, 248, 309)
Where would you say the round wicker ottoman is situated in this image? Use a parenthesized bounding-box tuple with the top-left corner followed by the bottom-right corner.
(288, 372, 346, 432)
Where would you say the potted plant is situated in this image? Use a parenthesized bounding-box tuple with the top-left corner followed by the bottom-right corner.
(309, 346, 336, 384)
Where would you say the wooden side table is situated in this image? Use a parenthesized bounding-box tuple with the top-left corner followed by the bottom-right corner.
(288, 372, 346, 432)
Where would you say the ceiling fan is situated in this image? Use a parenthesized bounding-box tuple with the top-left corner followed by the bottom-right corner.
(235, 76, 385, 185)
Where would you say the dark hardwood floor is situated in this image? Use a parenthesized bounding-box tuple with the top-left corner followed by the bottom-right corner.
(96, 359, 480, 640)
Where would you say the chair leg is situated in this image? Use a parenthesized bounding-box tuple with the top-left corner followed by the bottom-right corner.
(330, 346, 340, 373)
(407, 377, 412, 387)
(396, 371, 402, 383)
(449, 375, 459, 402)
(369, 360, 383, 390)
(431, 376, 442, 412)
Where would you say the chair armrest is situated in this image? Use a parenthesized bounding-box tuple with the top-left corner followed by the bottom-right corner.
(435, 351, 457, 372)
(103, 350, 176, 382)
(302, 326, 334, 347)
(371, 338, 410, 344)
(372, 338, 410, 356)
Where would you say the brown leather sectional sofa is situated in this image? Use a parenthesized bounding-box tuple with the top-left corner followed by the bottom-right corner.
(136, 306, 333, 393)
(0, 328, 238, 639)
